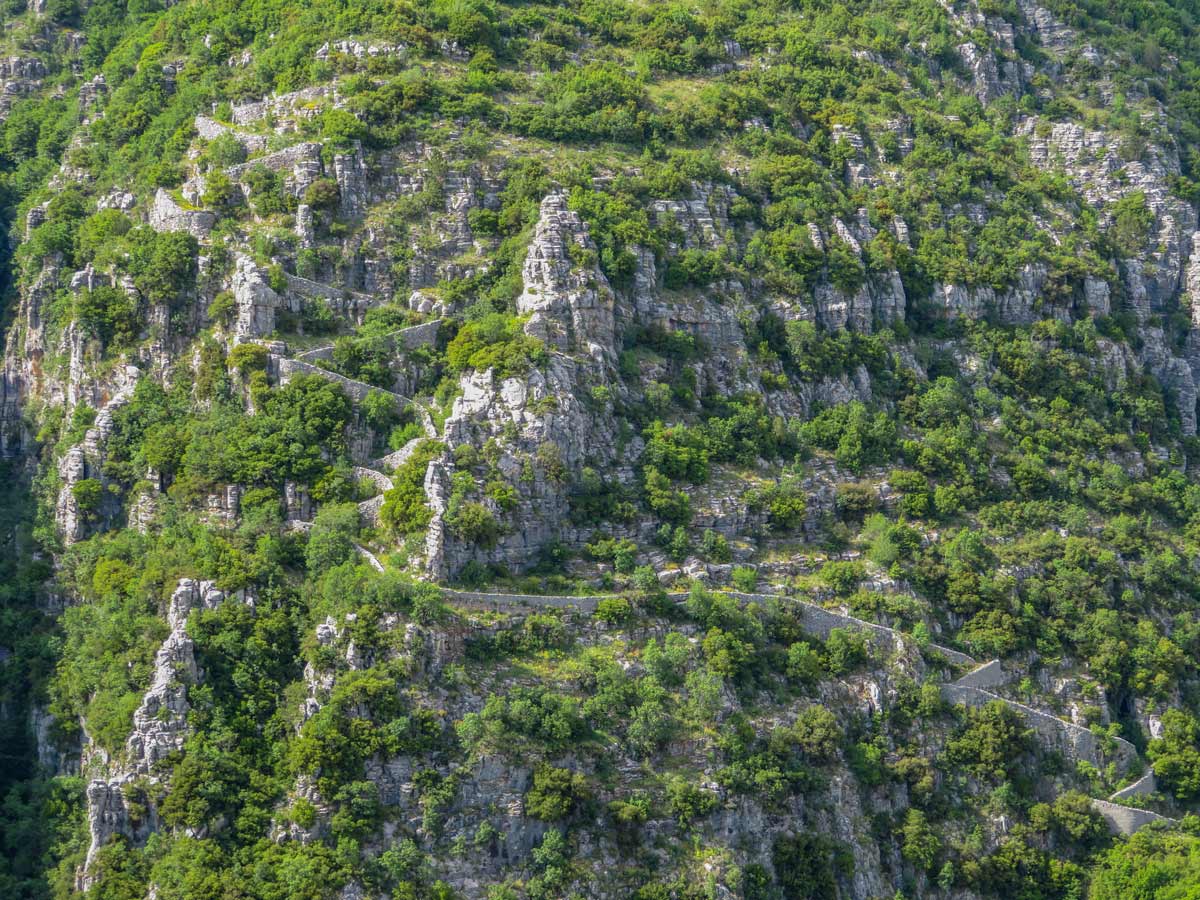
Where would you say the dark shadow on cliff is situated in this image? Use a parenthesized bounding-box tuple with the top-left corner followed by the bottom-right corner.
(0, 458, 61, 898)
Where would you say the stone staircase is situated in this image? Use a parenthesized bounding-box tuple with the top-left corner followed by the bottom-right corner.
(943, 659, 1174, 836)
(433, 586, 1175, 835)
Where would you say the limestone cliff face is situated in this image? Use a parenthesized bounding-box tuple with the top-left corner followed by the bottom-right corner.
(517, 192, 616, 365)
(54, 367, 139, 545)
(125, 579, 228, 773)
(1016, 113, 1200, 432)
(78, 579, 231, 886)
(232, 253, 281, 339)
(5, 5, 1200, 895)
(426, 193, 624, 578)
(279, 601, 952, 900)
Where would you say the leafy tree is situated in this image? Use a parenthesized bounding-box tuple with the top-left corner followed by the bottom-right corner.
(305, 503, 361, 574)
(1110, 192, 1154, 257)
(1148, 709, 1200, 800)
(445, 499, 500, 547)
(771, 833, 847, 899)
(322, 108, 370, 148)
(665, 776, 718, 827)
(228, 343, 268, 376)
(125, 228, 198, 308)
(642, 466, 692, 525)
(71, 478, 104, 517)
(525, 765, 590, 821)
(1089, 829, 1200, 899)
(944, 701, 1032, 782)
(901, 809, 940, 872)
(380, 441, 444, 535)
(77, 286, 139, 346)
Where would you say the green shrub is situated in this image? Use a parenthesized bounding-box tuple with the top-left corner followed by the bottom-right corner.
(322, 108, 370, 148)
(446, 314, 547, 378)
(1148, 709, 1200, 799)
(819, 561, 865, 596)
(731, 566, 758, 592)
(595, 597, 633, 626)
(445, 500, 500, 547)
(771, 833, 848, 899)
(305, 503, 361, 574)
(77, 208, 131, 263)
(900, 809, 941, 872)
(746, 478, 807, 531)
(380, 441, 444, 536)
(643, 467, 691, 525)
(1110, 191, 1153, 257)
(124, 228, 198, 308)
(944, 701, 1033, 782)
(76, 286, 138, 346)
(228, 343, 268, 376)
(305, 178, 341, 210)
(208, 290, 236, 325)
(456, 688, 585, 753)
(823, 627, 867, 675)
(362, 390, 400, 432)
(525, 765, 590, 821)
(665, 776, 718, 827)
(700, 529, 731, 562)
(71, 478, 104, 516)
(786, 642, 823, 686)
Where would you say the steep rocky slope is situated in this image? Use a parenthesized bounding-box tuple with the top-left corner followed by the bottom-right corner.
(4, 0, 1200, 898)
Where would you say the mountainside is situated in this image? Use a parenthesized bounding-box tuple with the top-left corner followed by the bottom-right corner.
(6, 0, 1200, 897)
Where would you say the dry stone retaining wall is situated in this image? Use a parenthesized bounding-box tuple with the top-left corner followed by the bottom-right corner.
(440, 588, 609, 612)
(954, 659, 1008, 690)
(276, 356, 408, 405)
(940, 683, 1138, 772)
(1090, 799, 1176, 836)
(1110, 772, 1157, 801)
(437, 587, 973, 663)
(438, 585, 1166, 830)
(708, 591, 975, 665)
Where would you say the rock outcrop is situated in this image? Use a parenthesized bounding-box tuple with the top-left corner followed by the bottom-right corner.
(148, 189, 216, 239)
(232, 254, 281, 338)
(80, 579, 231, 886)
(425, 192, 624, 577)
(517, 192, 616, 364)
(126, 579, 228, 772)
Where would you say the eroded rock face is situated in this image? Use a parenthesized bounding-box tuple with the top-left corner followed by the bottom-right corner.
(227, 142, 324, 197)
(315, 39, 407, 62)
(333, 144, 370, 218)
(419, 191, 628, 578)
(230, 87, 332, 128)
(32, 705, 79, 777)
(194, 115, 268, 153)
(0, 55, 47, 120)
(80, 579, 230, 886)
(81, 779, 136, 887)
(148, 188, 215, 239)
(517, 191, 616, 364)
(1018, 0, 1076, 57)
(232, 254, 281, 337)
(427, 360, 617, 578)
(0, 56, 46, 81)
(650, 183, 735, 251)
(932, 264, 1064, 325)
(54, 369, 140, 545)
(1006, 113, 1200, 432)
(809, 217, 907, 332)
(0, 364, 26, 456)
(126, 579, 227, 773)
